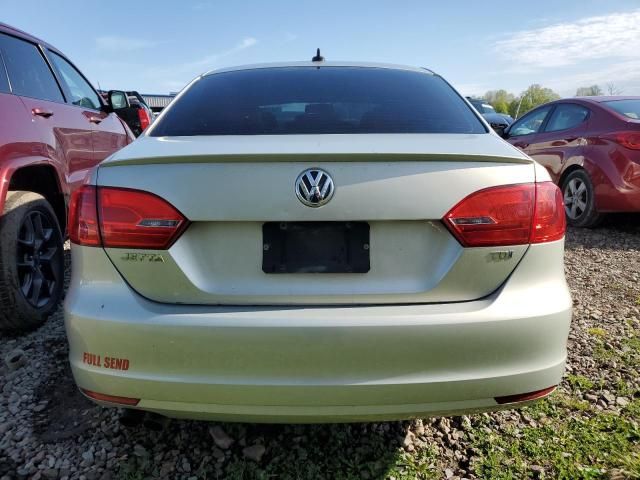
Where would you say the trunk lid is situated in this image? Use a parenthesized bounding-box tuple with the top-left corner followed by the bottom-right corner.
(98, 134, 534, 305)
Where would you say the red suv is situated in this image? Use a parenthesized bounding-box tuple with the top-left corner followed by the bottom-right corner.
(0, 23, 133, 330)
(503, 97, 640, 227)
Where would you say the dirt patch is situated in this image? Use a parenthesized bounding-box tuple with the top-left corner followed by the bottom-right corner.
(32, 362, 102, 444)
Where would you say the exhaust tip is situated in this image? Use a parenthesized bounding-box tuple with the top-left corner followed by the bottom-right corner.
(143, 412, 170, 432)
(119, 408, 145, 427)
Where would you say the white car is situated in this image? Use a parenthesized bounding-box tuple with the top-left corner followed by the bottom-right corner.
(65, 61, 571, 422)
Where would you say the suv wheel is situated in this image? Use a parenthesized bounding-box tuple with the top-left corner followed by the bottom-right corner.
(0, 191, 64, 330)
(561, 170, 603, 228)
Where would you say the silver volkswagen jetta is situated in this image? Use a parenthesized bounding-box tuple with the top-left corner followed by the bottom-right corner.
(65, 61, 571, 422)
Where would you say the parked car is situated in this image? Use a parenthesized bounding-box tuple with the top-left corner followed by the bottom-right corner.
(467, 97, 513, 133)
(502, 96, 640, 227)
(65, 61, 570, 422)
(98, 90, 153, 137)
(0, 23, 134, 330)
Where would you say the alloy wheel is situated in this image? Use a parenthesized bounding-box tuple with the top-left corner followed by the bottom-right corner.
(563, 178, 588, 220)
(16, 211, 61, 308)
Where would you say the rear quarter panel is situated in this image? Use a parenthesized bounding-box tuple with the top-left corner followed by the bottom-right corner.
(581, 107, 640, 211)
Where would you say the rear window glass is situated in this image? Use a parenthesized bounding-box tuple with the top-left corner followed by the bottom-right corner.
(150, 67, 486, 136)
(482, 104, 496, 114)
(603, 99, 640, 119)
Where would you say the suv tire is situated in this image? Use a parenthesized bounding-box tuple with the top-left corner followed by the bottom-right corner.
(0, 191, 64, 330)
(561, 169, 603, 228)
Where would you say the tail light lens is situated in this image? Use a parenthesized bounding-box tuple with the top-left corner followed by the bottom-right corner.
(137, 107, 151, 131)
(530, 182, 566, 243)
(68, 186, 100, 246)
(444, 182, 565, 247)
(69, 186, 188, 249)
(444, 184, 535, 246)
(605, 131, 640, 150)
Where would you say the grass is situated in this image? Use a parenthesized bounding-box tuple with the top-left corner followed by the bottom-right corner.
(471, 395, 640, 480)
(470, 322, 640, 480)
(587, 327, 607, 338)
(566, 374, 595, 391)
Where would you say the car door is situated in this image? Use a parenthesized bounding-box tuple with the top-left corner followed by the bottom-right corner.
(0, 32, 94, 199)
(0, 44, 41, 214)
(505, 105, 553, 156)
(45, 50, 129, 178)
(525, 103, 590, 183)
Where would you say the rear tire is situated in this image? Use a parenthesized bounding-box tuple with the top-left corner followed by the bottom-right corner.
(0, 191, 64, 330)
(561, 170, 603, 228)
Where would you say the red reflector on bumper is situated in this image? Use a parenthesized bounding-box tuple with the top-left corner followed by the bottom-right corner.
(495, 386, 556, 405)
(81, 389, 140, 406)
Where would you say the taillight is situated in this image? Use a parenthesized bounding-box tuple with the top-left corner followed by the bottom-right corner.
(444, 182, 565, 247)
(605, 131, 640, 150)
(68, 186, 188, 249)
(68, 186, 100, 246)
(444, 184, 535, 246)
(530, 182, 565, 243)
(137, 107, 151, 131)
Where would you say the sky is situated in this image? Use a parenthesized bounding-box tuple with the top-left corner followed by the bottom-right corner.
(1, 0, 640, 98)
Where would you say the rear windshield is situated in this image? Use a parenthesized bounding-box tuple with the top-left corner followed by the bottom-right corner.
(603, 99, 640, 119)
(150, 67, 486, 136)
(482, 104, 496, 114)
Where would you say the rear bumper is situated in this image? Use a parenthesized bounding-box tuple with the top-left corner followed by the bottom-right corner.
(597, 182, 640, 212)
(64, 241, 571, 422)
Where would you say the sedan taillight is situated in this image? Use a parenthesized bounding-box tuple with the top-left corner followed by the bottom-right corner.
(68, 186, 101, 246)
(69, 186, 188, 249)
(530, 182, 566, 243)
(605, 131, 640, 150)
(443, 182, 565, 247)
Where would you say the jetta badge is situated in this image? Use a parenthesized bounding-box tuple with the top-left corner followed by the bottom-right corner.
(295, 168, 335, 207)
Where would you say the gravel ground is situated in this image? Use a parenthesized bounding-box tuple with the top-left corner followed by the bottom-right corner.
(1, 217, 639, 480)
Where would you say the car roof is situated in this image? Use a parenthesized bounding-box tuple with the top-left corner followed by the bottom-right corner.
(571, 95, 640, 104)
(203, 61, 435, 77)
(0, 22, 64, 56)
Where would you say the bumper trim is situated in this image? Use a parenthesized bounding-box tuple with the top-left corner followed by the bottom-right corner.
(495, 385, 556, 404)
(81, 389, 140, 406)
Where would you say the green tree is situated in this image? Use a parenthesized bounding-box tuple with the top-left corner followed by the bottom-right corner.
(483, 89, 515, 114)
(576, 85, 603, 96)
(509, 84, 561, 118)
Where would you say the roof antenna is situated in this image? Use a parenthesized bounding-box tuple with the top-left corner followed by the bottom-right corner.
(311, 48, 325, 62)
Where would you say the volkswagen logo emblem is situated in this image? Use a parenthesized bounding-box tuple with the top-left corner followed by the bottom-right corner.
(295, 168, 335, 207)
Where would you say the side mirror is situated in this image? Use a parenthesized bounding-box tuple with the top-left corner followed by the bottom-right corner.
(498, 125, 510, 139)
(108, 90, 130, 110)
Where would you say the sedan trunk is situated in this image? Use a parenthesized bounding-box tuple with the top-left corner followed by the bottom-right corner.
(97, 134, 534, 305)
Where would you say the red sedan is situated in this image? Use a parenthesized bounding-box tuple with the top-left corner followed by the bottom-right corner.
(503, 97, 640, 227)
